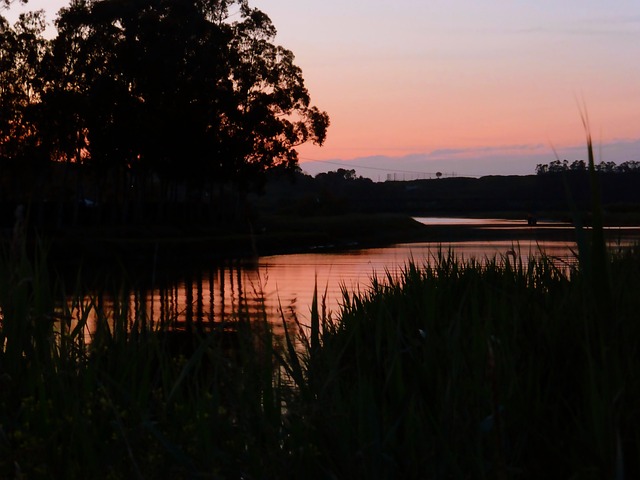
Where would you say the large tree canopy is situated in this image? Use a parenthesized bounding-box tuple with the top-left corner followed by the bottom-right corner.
(1, 0, 329, 191)
(0, 8, 50, 202)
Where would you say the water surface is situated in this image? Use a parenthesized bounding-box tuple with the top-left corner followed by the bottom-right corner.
(69, 218, 640, 335)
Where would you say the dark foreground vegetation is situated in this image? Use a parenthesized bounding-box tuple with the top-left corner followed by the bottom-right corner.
(1, 220, 640, 478)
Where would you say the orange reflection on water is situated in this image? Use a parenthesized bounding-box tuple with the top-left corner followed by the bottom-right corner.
(64, 227, 640, 340)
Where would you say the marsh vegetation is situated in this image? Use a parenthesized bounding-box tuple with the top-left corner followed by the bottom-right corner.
(1, 226, 639, 478)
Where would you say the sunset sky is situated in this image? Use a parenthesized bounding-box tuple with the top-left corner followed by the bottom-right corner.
(4, 0, 640, 178)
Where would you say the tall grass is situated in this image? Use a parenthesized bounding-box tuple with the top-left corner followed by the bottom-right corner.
(2, 167, 640, 477)
(2, 239, 640, 478)
(0, 241, 289, 478)
(287, 245, 639, 479)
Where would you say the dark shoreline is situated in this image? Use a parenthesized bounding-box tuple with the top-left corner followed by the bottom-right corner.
(6, 213, 640, 271)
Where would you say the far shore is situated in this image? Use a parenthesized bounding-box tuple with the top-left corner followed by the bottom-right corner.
(5, 213, 639, 271)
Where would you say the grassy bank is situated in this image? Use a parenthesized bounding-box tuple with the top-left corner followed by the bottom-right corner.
(1, 229, 640, 477)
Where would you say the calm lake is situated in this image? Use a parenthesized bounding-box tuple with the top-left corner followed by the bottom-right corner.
(71, 218, 640, 335)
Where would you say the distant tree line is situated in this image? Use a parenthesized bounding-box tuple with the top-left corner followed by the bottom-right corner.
(535, 159, 640, 175)
(256, 167, 640, 220)
(0, 0, 328, 228)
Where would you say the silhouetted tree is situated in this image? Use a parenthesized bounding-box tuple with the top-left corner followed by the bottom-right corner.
(0, 1, 28, 9)
(1, 0, 328, 227)
(570, 160, 586, 171)
(595, 161, 617, 173)
(534, 163, 548, 175)
(536, 158, 640, 176)
(49, 0, 329, 213)
(316, 168, 357, 182)
(0, 10, 50, 202)
(618, 161, 640, 173)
